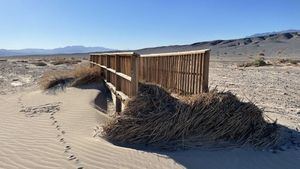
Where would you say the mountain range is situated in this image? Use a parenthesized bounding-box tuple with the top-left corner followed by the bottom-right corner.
(0, 46, 111, 57)
(1, 30, 300, 58)
(135, 30, 300, 58)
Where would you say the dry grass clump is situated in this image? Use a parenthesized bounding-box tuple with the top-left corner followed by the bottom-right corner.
(39, 66, 101, 90)
(31, 61, 47, 66)
(102, 84, 281, 150)
(39, 70, 73, 90)
(238, 57, 268, 67)
(276, 59, 299, 65)
(71, 66, 102, 86)
(50, 58, 81, 65)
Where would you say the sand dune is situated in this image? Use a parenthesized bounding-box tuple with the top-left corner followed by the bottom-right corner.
(0, 87, 299, 169)
(0, 88, 181, 169)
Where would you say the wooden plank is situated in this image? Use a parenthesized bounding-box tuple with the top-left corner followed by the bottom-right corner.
(130, 53, 139, 97)
(196, 53, 201, 94)
(140, 49, 210, 57)
(192, 53, 196, 94)
(202, 50, 210, 92)
(91, 52, 136, 56)
(115, 54, 122, 113)
(199, 53, 204, 93)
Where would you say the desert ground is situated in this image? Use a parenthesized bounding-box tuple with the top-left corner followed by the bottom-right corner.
(0, 56, 299, 169)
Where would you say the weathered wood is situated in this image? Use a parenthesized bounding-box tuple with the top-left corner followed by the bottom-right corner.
(90, 49, 210, 112)
(202, 50, 210, 92)
(130, 53, 139, 97)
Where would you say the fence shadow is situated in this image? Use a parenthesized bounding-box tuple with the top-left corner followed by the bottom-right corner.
(92, 81, 113, 113)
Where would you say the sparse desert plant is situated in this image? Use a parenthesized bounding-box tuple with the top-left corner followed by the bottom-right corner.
(16, 60, 28, 63)
(39, 71, 73, 90)
(50, 58, 81, 65)
(102, 84, 281, 150)
(276, 59, 299, 65)
(252, 57, 267, 66)
(238, 57, 267, 67)
(39, 66, 102, 90)
(0, 59, 7, 62)
(31, 61, 47, 66)
(259, 52, 265, 56)
(70, 66, 102, 86)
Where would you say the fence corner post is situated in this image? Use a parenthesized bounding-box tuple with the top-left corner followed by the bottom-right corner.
(202, 50, 210, 93)
(131, 53, 139, 97)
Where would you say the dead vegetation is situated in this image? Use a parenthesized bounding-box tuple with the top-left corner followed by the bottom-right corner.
(238, 57, 268, 67)
(50, 58, 81, 65)
(275, 59, 299, 65)
(238, 57, 299, 67)
(30, 61, 48, 66)
(39, 66, 102, 90)
(102, 84, 281, 150)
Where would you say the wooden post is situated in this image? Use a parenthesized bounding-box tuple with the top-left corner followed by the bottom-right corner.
(201, 50, 210, 93)
(115, 54, 122, 113)
(130, 53, 139, 97)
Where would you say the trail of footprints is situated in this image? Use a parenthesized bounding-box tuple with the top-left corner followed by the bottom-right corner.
(49, 110, 84, 169)
(18, 95, 84, 169)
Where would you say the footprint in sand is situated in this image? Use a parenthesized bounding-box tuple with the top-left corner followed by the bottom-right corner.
(59, 138, 66, 144)
(20, 102, 61, 117)
(68, 155, 76, 161)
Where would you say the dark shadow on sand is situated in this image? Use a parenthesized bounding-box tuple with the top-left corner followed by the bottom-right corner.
(111, 125, 300, 169)
(44, 78, 113, 114)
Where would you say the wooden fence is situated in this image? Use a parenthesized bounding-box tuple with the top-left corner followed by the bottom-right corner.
(139, 49, 210, 94)
(90, 49, 210, 112)
(90, 52, 139, 112)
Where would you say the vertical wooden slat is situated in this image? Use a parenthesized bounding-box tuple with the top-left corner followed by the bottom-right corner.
(115, 54, 122, 113)
(192, 54, 196, 94)
(202, 50, 210, 92)
(131, 53, 138, 97)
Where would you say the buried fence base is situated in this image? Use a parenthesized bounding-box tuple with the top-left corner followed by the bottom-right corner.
(116, 97, 122, 113)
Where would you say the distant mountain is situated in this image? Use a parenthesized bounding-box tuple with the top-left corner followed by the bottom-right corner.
(247, 30, 300, 38)
(135, 31, 300, 58)
(0, 46, 112, 56)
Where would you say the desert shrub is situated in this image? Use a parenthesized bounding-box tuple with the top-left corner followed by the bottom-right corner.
(0, 59, 7, 62)
(252, 57, 267, 66)
(50, 58, 81, 65)
(31, 61, 47, 66)
(39, 66, 102, 90)
(259, 53, 265, 56)
(102, 84, 281, 150)
(70, 66, 102, 86)
(238, 57, 267, 67)
(16, 60, 28, 63)
(276, 59, 299, 65)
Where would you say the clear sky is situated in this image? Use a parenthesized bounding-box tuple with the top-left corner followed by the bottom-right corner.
(0, 0, 299, 50)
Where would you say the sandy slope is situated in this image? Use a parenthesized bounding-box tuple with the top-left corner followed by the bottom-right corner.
(0, 88, 181, 169)
(0, 87, 300, 169)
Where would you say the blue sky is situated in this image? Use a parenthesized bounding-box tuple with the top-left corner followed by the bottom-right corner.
(0, 0, 299, 50)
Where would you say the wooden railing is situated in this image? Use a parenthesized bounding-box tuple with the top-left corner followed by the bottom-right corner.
(90, 49, 210, 111)
(90, 52, 139, 112)
(139, 49, 210, 94)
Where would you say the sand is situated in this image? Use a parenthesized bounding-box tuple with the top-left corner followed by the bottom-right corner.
(0, 87, 299, 169)
(0, 58, 299, 169)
